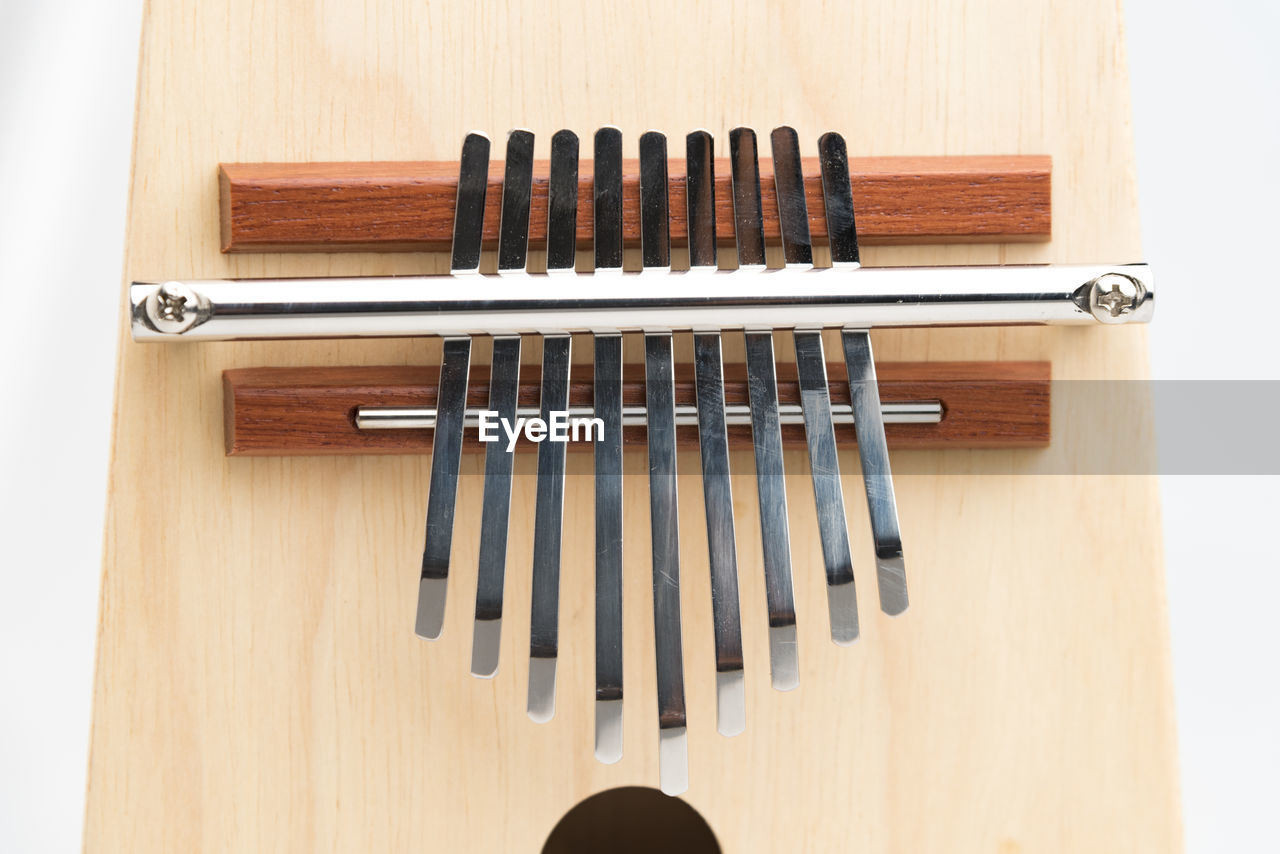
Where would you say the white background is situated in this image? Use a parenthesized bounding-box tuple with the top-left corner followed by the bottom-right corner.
(0, 1, 1275, 850)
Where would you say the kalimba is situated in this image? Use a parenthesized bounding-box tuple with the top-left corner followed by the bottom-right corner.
(131, 124, 1150, 796)
(87, 2, 1182, 851)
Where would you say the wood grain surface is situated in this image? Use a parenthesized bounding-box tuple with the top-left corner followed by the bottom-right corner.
(222, 360, 1051, 455)
(86, 1, 1181, 852)
(219, 155, 1052, 252)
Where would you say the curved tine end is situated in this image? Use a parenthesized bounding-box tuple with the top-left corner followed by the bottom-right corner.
(658, 728, 689, 796)
(551, 128, 579, 144)
(729, 125, 756, 140)
(768, 624, 800, 692)
(640, 129, 667, 142)
(818, 130, 847, 149)
(507, 128, 534, 140)
(594, 125, 623, 140)
(414, 577, 447, 640)
(770, 125, 800, 143)
(527, 656, 558, 723)
(827, 581, 860, 647)
(594, 699, 624, 764)
(876, 551, 909, 615)
(686, 128, 714, 141)
(463, 130, 492, 143)
(469, 618, 501, 678)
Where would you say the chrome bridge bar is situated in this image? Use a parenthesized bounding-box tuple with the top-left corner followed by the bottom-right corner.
(131, 263, 1154, 341)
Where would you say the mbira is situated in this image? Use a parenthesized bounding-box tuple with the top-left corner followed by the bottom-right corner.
(87, 2, 1182, 852)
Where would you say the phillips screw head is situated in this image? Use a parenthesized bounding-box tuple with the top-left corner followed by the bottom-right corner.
(1087, 273, 1145, 323)
(145, 281, 203, 334)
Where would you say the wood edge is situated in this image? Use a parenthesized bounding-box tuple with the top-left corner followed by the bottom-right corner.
(222, 370, 237, 454)
(218, 165, 233, 253)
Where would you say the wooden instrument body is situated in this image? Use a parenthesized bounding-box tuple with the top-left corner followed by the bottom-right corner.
(86, 1, 1181, 851)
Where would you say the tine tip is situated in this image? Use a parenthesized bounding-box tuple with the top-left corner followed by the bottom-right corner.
(527, 656, 558, 723)
(658, 728, 689, 796)
(715, 671, 746, 737)
(414, 576, 447, 640)
(594, 699, 624, 764)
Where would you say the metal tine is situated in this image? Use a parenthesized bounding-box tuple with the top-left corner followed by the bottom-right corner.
(449, 133, 491, 274)
(528, 333, 572, 722)
(770, 126, 813, 266)
(497, 130, 535, 272)
(775, 126, 859, 644)
(592, 127, 626, 763)
(546, 130, 579, 272)
(819, 131, 908, 615)
(843, 331, 907, 615)
(686, 131, 718, 269)
(593, 333, 624, 763)
(818, 132, 860, 267)
(731, 126, 798, 690)
(728, 128, 766, 269)
(646, 333, 688, 797)
(639, 131, 671, 269)
(526, 131, 585, 716)
(594, 127, 624, 272)
(470, 335, 522, 674)
(794, 330, 859, 644)
(640, 131, 688, 795)
(416, 132, 488, 639)
(744, 331, 799, 689)
(470, 130, 534, 675)
(688, 130, 746, 736)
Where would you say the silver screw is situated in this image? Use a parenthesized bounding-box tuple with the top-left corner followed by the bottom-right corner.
(145, 282, 203, 334)
(156, 284, 188, 321)
(1088, 273, 1143, 323)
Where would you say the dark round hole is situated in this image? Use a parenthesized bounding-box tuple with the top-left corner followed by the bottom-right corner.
(541, 786, 721, 854)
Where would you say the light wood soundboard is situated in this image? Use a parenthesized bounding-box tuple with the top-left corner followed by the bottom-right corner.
(85, 1, 1182, 850)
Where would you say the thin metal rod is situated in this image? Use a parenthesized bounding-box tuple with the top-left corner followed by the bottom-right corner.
(130, 264, 1154, 341)
(356, 399, 942, 431)
(527, 335, 572, 723)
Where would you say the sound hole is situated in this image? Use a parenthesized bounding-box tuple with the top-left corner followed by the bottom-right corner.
(541, 786, 721, 853)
